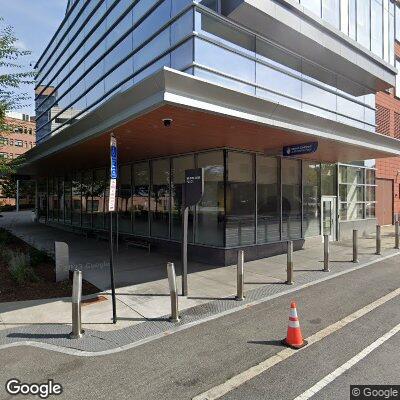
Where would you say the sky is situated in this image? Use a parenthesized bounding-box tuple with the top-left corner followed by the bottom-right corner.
(1, 0, 67, 116)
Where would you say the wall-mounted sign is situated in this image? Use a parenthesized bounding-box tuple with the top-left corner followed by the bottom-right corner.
(109, 135, 118, 212)
(184, 168, 204, 207)
(283, 141, 318, 157)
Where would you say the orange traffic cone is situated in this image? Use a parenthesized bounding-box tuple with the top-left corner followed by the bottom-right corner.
(282, 302, 308, 349)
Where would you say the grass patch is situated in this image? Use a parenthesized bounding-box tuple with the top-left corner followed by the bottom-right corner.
(7, 250, 38, 285)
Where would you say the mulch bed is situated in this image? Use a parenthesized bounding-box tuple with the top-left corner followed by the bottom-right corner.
(0, 229, 100, 303)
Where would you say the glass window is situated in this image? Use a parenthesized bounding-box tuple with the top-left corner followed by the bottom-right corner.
(340, 0, 349, 34)
(64, 176, 72, 224)
(389, 4, 395, 65)
(226, 152, 255, 246)
(92, 169, 106, 229)
(256, 156, 280, 244)
(133, 162, 150, 236)
(37, 178, 47, 222)
(384, 0, 389, 61)
(72, 172, 81, 226)
(340, 202, 364, 220)
(196, 11, 255, 56)
(150, 159, 170, 238)
(82, 171, 93, 228)
(349, 0, 357, 39)
(339, 165, 364, 184)
(58, 177, 64, 221)
(171, 155, 195, 241)
(303, 161, 321, 237)
(357, 0, 371, 50)
(282, 158, 302, 240)
(322, 0, 340, 28)
(366, 169, 376, 184)
(395, 59, 400, 97)
(301, 0, 322, 16)
(366, 202, 376, 218)
(195, 38, 256, 87)
(321, 163, 337, 195)
(195, 151, 225, 247)
(396, 3, 400, 40)
(199, 0, 219, 12)
(371, 0, 383, 57)
(118, 165, 132, 233)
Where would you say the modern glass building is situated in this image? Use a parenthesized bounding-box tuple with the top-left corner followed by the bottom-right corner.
(23, 0, 400, 264)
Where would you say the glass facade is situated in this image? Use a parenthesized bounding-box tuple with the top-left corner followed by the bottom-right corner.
(36, 150, 377, 248)
(35, 0, 390, 143)
(339, 164, 377, 220)
(300, 0, 395, 64)
(193, 10, 376, 132)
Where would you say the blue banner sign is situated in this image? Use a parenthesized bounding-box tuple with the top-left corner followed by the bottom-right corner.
(283, 141, 318, 157)
(110, 137, 118, 180)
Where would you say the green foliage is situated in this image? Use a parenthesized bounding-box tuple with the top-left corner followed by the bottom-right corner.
(0, 228, 10, 244)
(0, 165, 34, 198)
(7, 249, 38, 285)
(29, 247, 51, 268)
(0, 17, 34, 183)
(0, 18, 34, 116)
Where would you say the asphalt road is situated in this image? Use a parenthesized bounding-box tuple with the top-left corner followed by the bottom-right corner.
(0, 256, 399, 400)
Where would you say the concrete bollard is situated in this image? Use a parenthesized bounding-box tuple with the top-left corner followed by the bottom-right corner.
(323, 234, 330, 272)
(69, 270, 84, 339)
(352, 229, 359, 263)
(286, 241, 293, 285)
(376, 225, 381, 255)
(167, 262, 179, 322)
(236, 250, 245, 301)
(55, 242, 69, 282)
(395, 221, 399, 250)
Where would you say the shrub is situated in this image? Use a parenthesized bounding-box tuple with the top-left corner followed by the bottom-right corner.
(29, 248, 51, 267)
(7, 250, 38, 285)
(0, 229, 10, 244)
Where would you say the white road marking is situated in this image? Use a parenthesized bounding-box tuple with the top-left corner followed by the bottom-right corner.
(294, 323, 400, 400)
(0, 252, 398, 357)
(192, 287, 400, 400)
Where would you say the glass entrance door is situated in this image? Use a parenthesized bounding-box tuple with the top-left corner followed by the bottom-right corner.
(321, 196, 337, 241)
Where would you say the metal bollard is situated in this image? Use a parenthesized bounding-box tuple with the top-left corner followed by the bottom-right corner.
(323, 234, 330, 272)
(376, 225, 381, 255)
(167, 262, 179, 322)
(286, 241, 293, 285)
(352, 229, 359, 263)
(69, 270, 84, 339)
(236, 250, 245, 301)
(395, 221, 399, 250)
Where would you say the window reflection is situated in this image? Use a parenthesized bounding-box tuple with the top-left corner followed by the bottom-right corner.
(92, 169, 106, 229)
(226, 152, 255, 246)
(257, 156, 280, 243)
(282, 159, 302, 240)
(151, 159, 170, 238)
(171, 155, 195, 241)
(133, 162, 150, 236)
(196, 151, 225, 246)
(72, 172, 81, 226)
(303, 162, 320, 237)
(118, 165, 132, 233)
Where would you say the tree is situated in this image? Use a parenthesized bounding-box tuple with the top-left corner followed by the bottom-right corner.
(0, 17, 33, 122)
(0, 17, 34, 194)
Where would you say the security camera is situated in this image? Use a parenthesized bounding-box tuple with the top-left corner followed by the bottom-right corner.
(162, 118, 173, 128)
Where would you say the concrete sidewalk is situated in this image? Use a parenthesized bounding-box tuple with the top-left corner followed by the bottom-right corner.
(0, 211, 398, 338)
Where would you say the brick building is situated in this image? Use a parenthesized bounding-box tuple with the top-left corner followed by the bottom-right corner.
(0, 112, 36, 205)
(376, 7, 400, 225)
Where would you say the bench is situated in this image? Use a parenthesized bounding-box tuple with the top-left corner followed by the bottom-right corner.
(124, 238, 151, 253)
